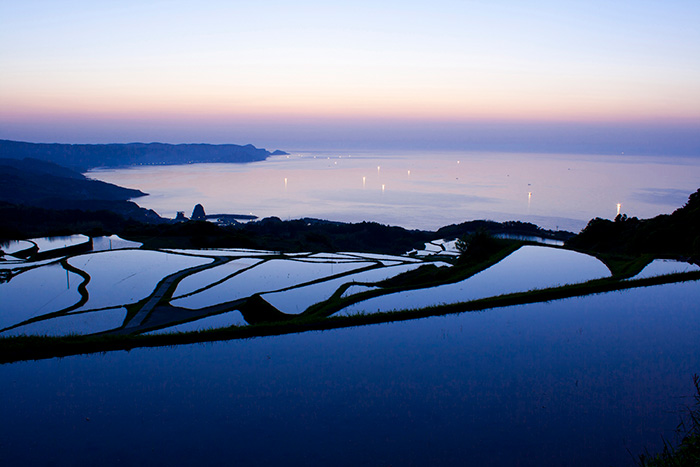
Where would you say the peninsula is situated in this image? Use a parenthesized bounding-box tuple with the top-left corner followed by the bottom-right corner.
(0, 139, 288, 172)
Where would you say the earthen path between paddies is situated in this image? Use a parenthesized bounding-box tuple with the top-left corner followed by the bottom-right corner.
(116, 256, 233, 334)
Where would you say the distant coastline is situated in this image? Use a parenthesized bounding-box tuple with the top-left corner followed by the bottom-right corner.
(0, 139, 288, 172)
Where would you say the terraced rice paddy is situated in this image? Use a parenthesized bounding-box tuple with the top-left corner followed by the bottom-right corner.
(629, 259, 700, 280)
(0, 264, 83, 330)
(67, 249, 213, 312)
(1, 239, 697, 338)
(334, 246, 611, 316)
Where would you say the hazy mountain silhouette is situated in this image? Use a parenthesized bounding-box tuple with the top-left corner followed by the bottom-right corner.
(0, 139, 287, 171)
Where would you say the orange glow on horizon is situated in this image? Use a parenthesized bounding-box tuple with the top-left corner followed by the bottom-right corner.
(4, 96, 700, 128)
(3, 73, 700, 125)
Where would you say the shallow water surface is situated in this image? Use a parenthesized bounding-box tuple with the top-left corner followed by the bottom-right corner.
(172, 257, 264, 297)
(90, 235, 142, 252)
(0, 239, 34, 256)
(630, 259, 700, 280)
(261, 262, 431, 314)
(0, 264, 82, 330)
(336, 245, 611, 316)
(31, 234, 90, 253)
(171, 258, 375, 309)
(1, 280, 699, 466)
(2, 307, 127, 337)
(145, 310, 247, 334)
(68, 249, 212, 312)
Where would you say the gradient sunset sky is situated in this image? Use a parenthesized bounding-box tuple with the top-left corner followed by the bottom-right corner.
(1, 1, 699, 154)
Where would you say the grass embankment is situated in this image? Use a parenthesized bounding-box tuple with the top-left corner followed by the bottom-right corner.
(591, 252, 655, 278)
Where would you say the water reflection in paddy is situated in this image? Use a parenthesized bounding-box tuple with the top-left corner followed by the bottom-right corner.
(165, 248, 277, 257)
(31, 234, 90, 253)
(0, 239, 34, 256)
(261, 262, 435, 314)
(630, 259, 700, 280)
(68, 249, 212, 312)
(336, 245, 611, 316)
(90, 235, 142, 252)
(0, 256, 65, 270)
(0, 264, 82, 329)
(2, 307, 127, 337)
(1, 280, 699, 466)
(0, 235, 91, 260)
(172, 257, 264, 297)
(171, 258, 376, 309)
(145, 310, 247, 335)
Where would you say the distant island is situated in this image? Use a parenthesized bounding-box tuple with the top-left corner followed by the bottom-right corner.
(0, 139, 288, 172)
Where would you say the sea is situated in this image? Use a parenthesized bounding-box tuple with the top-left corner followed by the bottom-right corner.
(88, 150, 700, 233)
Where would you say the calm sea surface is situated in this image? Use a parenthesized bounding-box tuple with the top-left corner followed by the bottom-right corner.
(88, 150, 700, 232)
(2, 280, 699, 466)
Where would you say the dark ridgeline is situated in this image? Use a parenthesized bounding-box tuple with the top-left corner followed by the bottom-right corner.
(0, 158, 145, 205)
(566, 188, 700, 258)
(0, 158, 161, 238)
(116, 216, 573, 255)
(0, 139, 287, 172)
(0, 139, 288, 238)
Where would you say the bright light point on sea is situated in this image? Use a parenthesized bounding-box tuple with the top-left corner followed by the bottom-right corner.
(381, 184, 386, 193)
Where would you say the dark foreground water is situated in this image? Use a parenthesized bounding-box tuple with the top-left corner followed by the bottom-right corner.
(2, 280, 700, 466)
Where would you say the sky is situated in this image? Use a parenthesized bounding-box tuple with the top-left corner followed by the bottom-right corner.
(1, 0, 699, 154)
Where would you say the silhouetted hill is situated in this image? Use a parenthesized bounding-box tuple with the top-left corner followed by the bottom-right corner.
(566, 188, 700, 258)
(0, 201, 148, 240)
(0, 158, 161, 224)
(435, 220, 573, 242)
(115, 217, 569, 255)
(0, 158, 145, 204)
(0, 139, 287, 171)
(0, 157, 85, 179)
